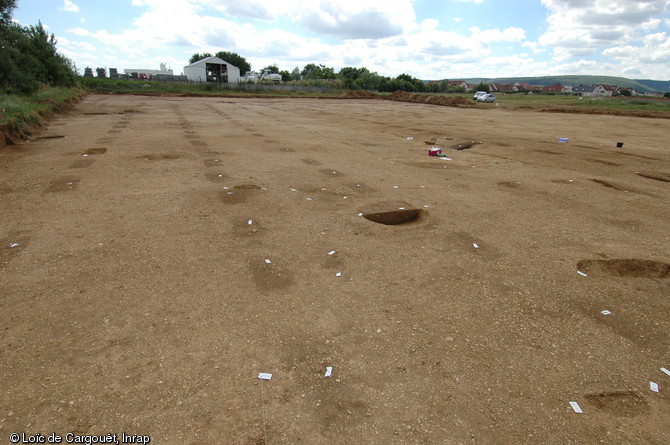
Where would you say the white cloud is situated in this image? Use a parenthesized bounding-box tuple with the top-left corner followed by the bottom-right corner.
(295, 0, 416, 39)
(56, 0, 669, 80)
(603, 32, 670, 64)
(539, 0, 670, 59)
(58, 0, 80, 13)
(536, 0, 670, 77)
(522, 41, 545, 53)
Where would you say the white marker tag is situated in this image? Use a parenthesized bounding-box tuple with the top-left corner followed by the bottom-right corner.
(569, 401, 583, 413)
(9, 243, 19, 248)
(661, 367, 670, 377)
(600, 310, 611, 315)
(258, 373, 272, 380)
(473, 243, 479, 248)
(264, 259, 271, 264)
(650, 382, 659, 392)
(248, 220, 253, 225)
(335, 272, 342, 277)
(577, 271, 587, 277)
(324, 366, 333, 378)
(328, 251, 336, 255)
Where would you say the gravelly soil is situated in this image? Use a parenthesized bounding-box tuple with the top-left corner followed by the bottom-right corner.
(1, 94, 669, 444)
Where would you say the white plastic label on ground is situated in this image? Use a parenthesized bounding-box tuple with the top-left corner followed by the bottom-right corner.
(577, 271, 587, 277)
(473, 243, 479, 249)
(264, 259, 271, 264)
(661, 367, 670, 377)
(324, 366, 333, 378)
(336, 272, 342, 277)
(328, 251, 336, 255)
(601, 310, 612, 315)
(258, 373, 272, 380)
(650, 382, 659, 392)
(569, 401, 583, 413)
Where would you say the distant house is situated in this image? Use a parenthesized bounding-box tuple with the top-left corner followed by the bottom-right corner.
(572, 84, 612, 96)
(183, 56, 240, 83)
(600, 84, 620, 95)
(572, 84, 593, 95)
(449, 80, 469, 89)
(489, 83, 515, 92)
(542, 83, 565, 93)
(515, 82, 543, 92)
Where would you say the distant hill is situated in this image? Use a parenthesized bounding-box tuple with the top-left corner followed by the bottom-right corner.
(458, 76, 670, 93)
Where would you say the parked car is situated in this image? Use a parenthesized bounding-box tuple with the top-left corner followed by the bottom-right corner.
(473, 91, 488, 101)
(477, 93, 496, 103)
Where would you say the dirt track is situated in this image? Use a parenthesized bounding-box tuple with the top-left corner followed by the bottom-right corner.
(1, 94, 669, 444)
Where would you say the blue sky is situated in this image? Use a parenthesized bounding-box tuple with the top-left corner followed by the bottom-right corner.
(12, 0, 670, 80)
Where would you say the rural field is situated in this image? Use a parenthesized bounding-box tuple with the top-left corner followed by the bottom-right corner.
(1, 94, 669, 444)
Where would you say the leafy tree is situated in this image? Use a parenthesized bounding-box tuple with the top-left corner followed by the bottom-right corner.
(339, 66, 369, 88)
(0, 16, 76, 94)
(279, 70, 292, 82)
(262, 65, 279, 74)
(301, 63, 336, 80)
(1, 0, 16, 24)
(189, 52, 212, 64)
(290, 67, 301, 81)
(215, 51, 250, 75)
(619, 88, 632, 96)
(474, 82, 490, 92)
(664, 92, 670, 99)
(355, 70, 382, 90)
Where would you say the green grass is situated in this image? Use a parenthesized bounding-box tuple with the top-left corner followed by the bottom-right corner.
(80, 77, 346, 97)
(459, 92, 670, 112)
(1, 86, 83, 139)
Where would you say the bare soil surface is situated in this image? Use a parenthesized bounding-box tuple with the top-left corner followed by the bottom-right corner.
(1, 94, 669, 444)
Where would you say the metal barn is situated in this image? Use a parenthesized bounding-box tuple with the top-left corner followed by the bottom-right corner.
(183, 56, 240, 83)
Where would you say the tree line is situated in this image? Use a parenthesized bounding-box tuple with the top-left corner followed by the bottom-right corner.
(190, 52, 466, 93)
(0, 0, 77, 94)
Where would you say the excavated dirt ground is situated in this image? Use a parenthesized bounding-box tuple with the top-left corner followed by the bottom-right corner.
(1, 94, 669, 444)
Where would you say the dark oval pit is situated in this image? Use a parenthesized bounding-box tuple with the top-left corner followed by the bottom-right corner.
(359, 201, 422, 225)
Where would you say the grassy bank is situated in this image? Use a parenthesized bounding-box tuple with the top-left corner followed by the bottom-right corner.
(465, 92, 670, 113)
(80, 77, 346, 97)
(0, 86, 84, 141)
